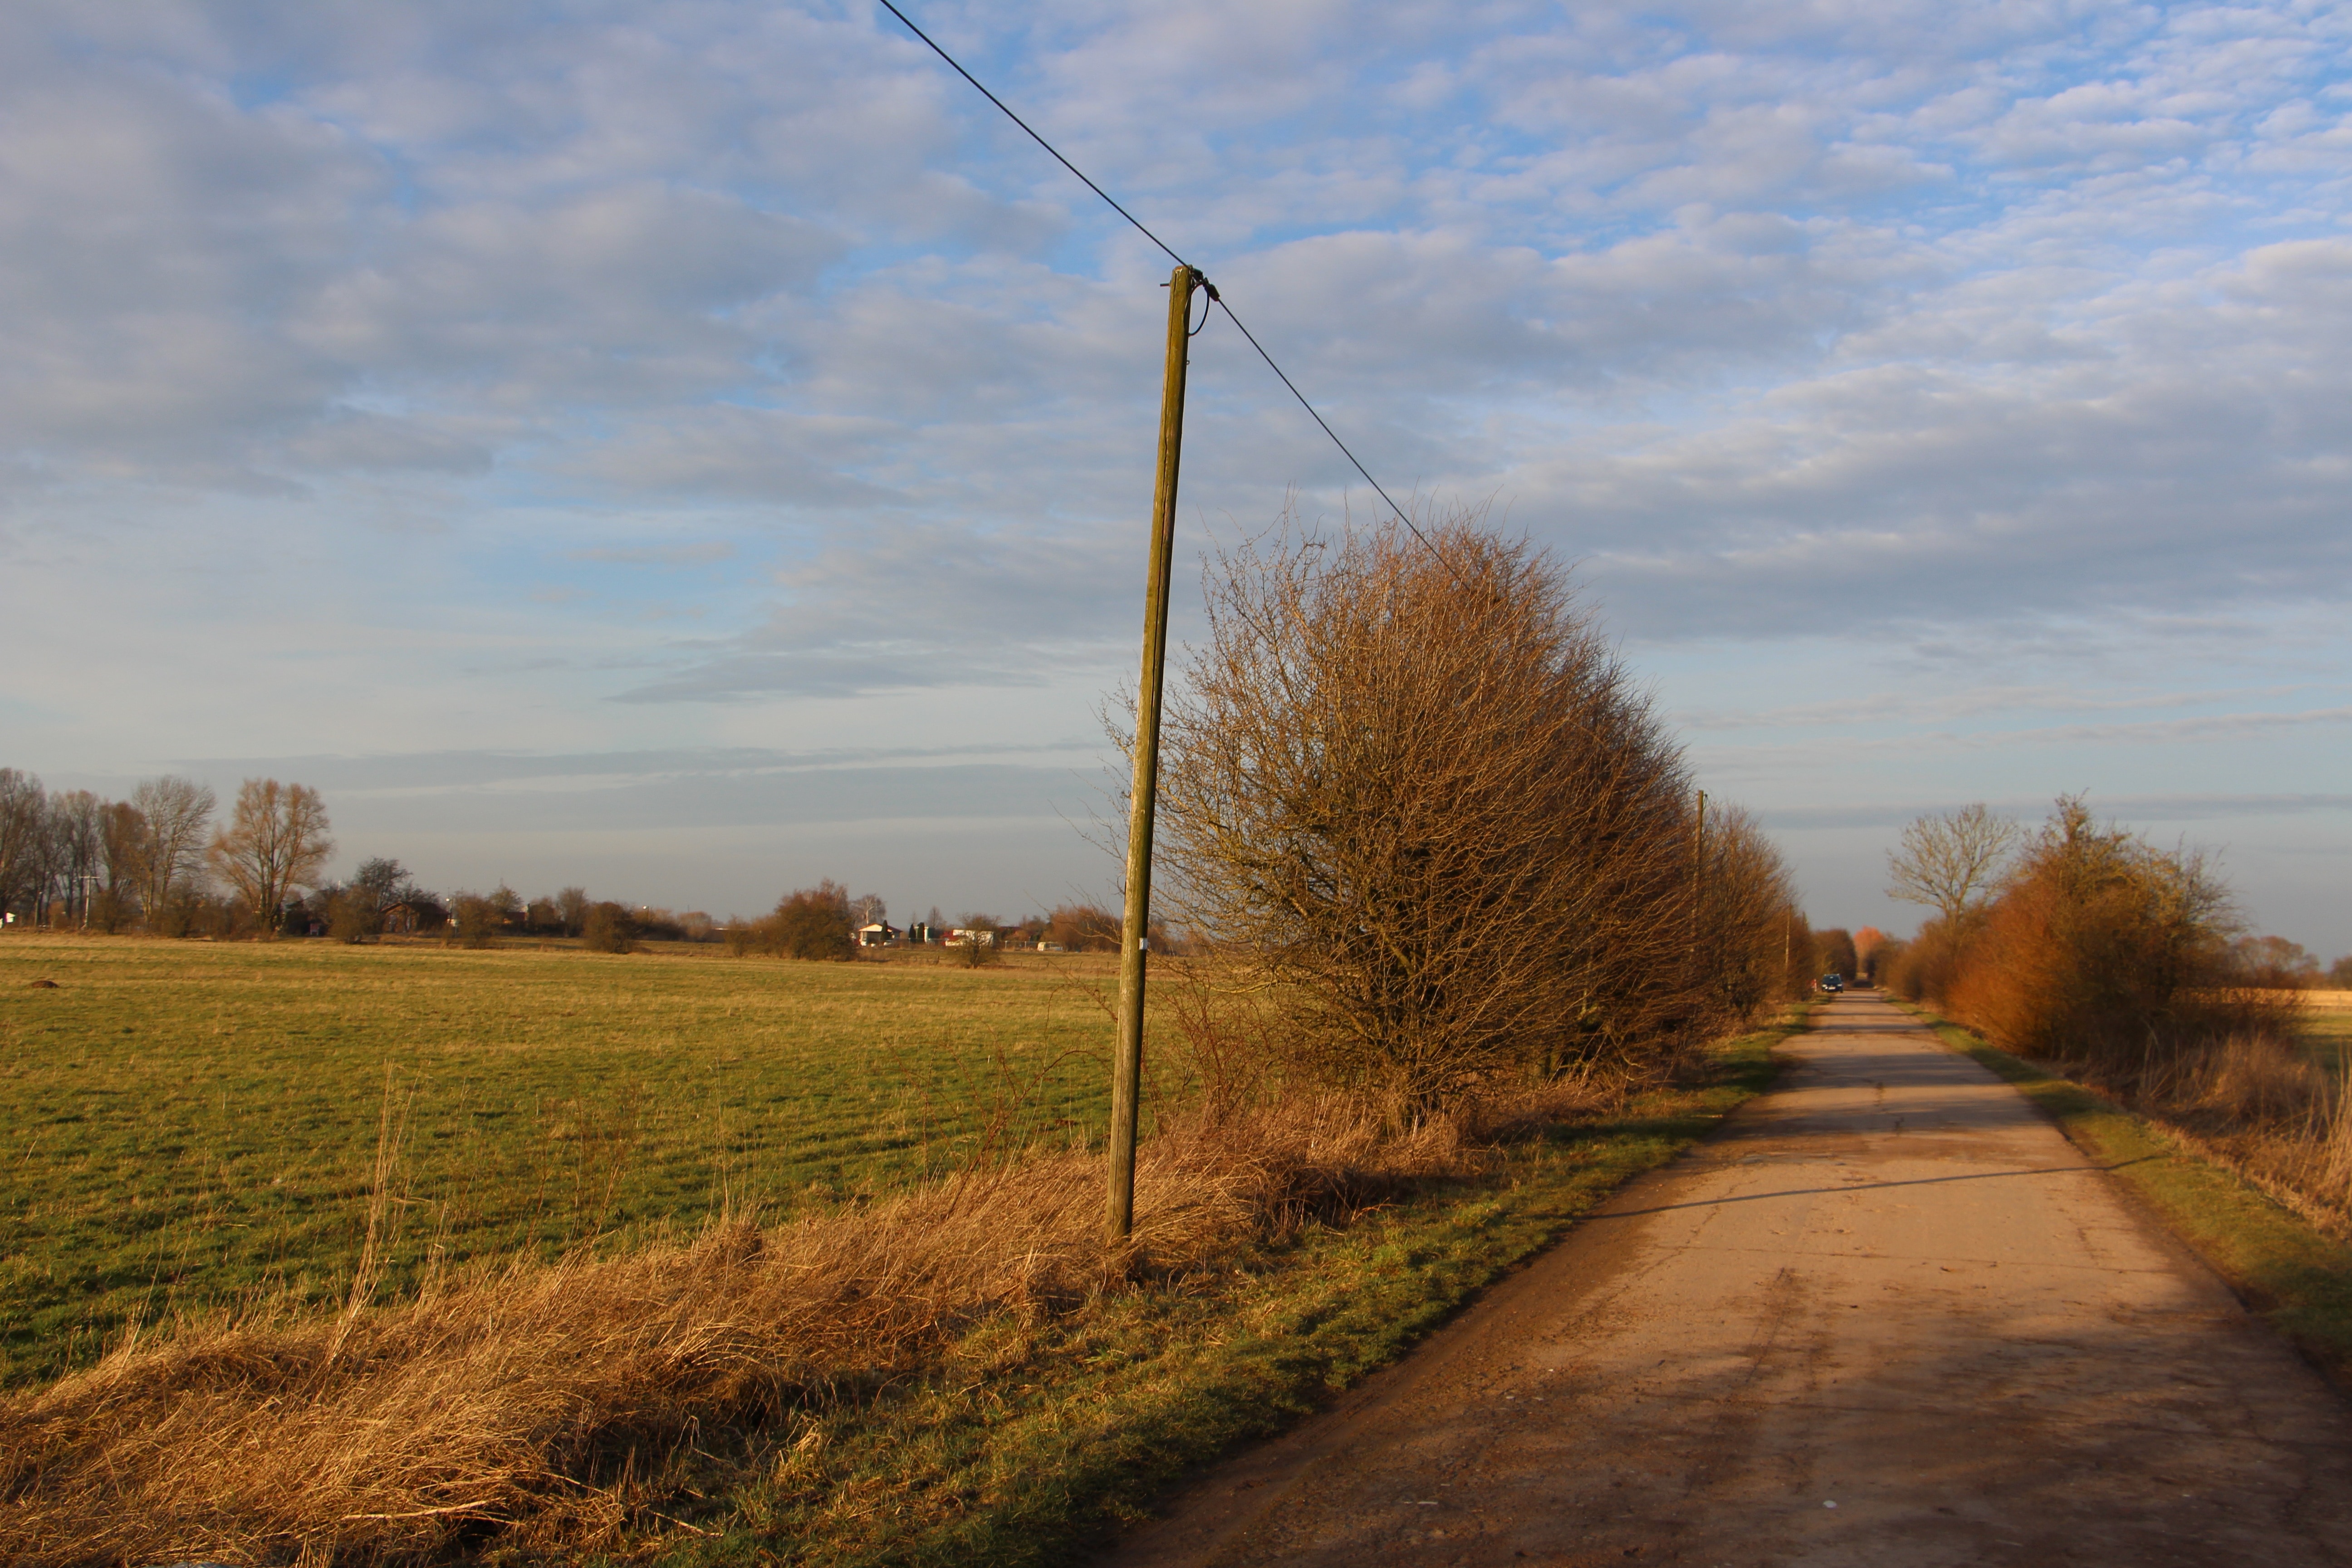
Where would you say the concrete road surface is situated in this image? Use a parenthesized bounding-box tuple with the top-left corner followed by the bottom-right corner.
(1110, 994, 2352, 1567)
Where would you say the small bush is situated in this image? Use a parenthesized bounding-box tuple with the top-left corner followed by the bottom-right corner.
(581, 902, 637, 954)
(773, 881, 855, 961)
(326, 888, 381, 945)
(447, 895, 500, 950)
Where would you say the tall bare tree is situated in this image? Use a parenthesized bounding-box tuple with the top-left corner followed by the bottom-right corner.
(1886, 803, 2020, 927)
(209, 779, 333, 933)
(132, 776, 217, 921)
(47, 791, 105, 925)
(0, 769, 45, 925)
(98, 801, 149, 931)
(1692, 805, 1808, 1017)
(555, 886, 590, 936)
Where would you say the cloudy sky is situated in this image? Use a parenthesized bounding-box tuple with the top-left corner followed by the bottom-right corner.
(3, 0, 2347, 951)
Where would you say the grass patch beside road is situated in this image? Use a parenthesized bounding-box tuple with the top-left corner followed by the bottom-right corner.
(1902, 1003, 2352, 1385)
(657, 1011, 1800, 1567)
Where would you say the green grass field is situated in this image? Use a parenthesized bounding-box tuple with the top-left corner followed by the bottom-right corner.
(0, 934, 1127, 1386)
(2299, 990, 2352, 1070)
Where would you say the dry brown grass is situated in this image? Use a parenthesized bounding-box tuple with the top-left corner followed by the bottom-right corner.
(2110, 1031, 2352, 1230)
(0, 1092, 1469, 1567)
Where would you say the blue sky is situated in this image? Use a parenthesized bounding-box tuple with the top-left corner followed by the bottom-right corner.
(3, 1, 2348, 951)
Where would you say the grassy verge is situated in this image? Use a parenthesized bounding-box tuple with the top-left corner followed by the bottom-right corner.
(1898, 1000, 2352, 1386)
(653, 1010, 1799, 1567)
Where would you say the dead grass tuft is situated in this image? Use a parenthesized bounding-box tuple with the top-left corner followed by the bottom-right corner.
(2046, 1029, 2352, 1235)
(0, 1092, 1470, 1567)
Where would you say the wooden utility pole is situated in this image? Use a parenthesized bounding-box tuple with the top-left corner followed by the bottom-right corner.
(1108, 263, 1202, 1241)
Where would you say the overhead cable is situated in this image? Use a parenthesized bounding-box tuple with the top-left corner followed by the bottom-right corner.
(872, 0, 1457, 576)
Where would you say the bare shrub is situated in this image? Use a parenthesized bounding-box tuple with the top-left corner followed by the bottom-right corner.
(1940, 795, 2274, 1069)
(2230, 934, 2323, 990)
(1693, 807, 1809, 1019)
(774, 881, 856, 961)
(581, 901, 637, 954)
(1154, 517, 1758, 1107)
(1894, 796, 2352, 1222)
(325, 885, 381, 944)
(1812, 927, 1858, 984)
(446, 894, 501, 950)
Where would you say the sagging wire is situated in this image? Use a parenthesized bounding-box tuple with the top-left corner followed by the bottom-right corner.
(873, 0, 1463, 583)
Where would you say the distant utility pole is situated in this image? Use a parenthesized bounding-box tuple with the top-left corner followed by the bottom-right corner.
(1108, 263, 1204, 1242)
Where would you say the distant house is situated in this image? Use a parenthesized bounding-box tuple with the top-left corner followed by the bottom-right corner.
(858, 921, 900, 948)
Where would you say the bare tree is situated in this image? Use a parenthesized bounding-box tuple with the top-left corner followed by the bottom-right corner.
(209, 780, 334, 934)
(1047, 902, 1122, 951)
(132, 776, 216, 922)
(98, 801, 148, 931)
(556, 886, 590, 937)
(352, 857, 413, 912)
(1691, 806, 1808, 1019)
(47, 791, 104, 926)
(850, 892, 887, 930)
(0, 769, 45, 925)
(1886, 803, 2020, 927)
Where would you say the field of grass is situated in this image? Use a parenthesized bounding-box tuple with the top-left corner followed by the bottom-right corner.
(0, 934, 1126, 1386)
(1, 933, 1813, 1564)
(0, 965, 1806, 1567)
(2298, 989, 2352, 1070)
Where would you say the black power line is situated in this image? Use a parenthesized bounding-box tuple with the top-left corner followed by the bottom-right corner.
(872, 0, 1190, 272)
(872, 0, 1455, 573)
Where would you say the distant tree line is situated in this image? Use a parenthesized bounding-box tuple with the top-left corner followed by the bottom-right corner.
(0, 769, 324, 938)
(0, 765, 1141, 962)
(0, 769, 729, 949)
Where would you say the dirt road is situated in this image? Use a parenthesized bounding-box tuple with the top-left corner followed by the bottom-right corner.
(1111, 995, 2352, 1566)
